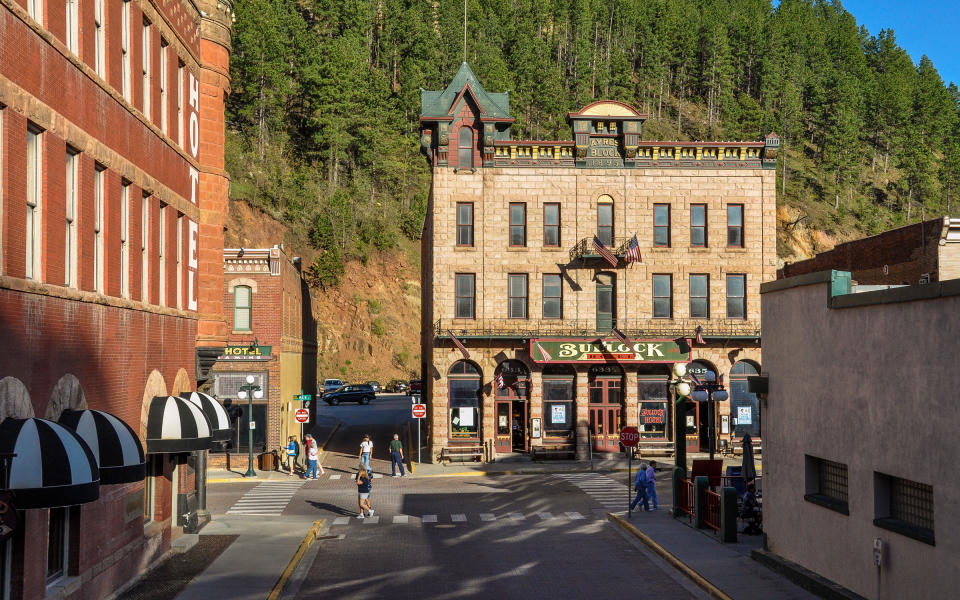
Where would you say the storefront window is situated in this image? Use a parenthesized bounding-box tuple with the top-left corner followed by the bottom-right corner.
(638, 377, 669, 439)
(730, 361, 761, 438)
(449, 361, 482, 440)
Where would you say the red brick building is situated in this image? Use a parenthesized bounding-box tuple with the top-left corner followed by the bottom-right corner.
(209, 245, 317, 468)
(0, 0, 232, 598)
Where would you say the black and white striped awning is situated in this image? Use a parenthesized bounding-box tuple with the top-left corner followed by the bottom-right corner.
(58, 410, 146, 485)
(145, 396, 213, 454)
(0, 418, 99, 509)
(180, 392, 231, 442)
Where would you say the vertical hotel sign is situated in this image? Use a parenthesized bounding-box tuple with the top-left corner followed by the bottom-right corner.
(186, 70, 200, 311)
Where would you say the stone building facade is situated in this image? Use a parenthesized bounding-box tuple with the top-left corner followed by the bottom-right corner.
(0, 0, 232, 598)
(209, 246, 317, 467)
(420, 64, 776, 463)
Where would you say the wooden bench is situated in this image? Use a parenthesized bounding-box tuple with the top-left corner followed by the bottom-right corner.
(441, 446, 484, 463)
(730, 441, 763, 456)
(533, 445, 576, 461)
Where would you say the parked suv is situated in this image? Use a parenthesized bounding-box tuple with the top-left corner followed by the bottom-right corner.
(322, 379, 344, 394)
(409, 380, 422, 396)
(365, 381, 382, 393)
(324, 384, 376, 405)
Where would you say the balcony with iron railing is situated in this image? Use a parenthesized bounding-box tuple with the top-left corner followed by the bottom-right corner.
(568, 237, 636, 263)
(435, 318, 760, 340)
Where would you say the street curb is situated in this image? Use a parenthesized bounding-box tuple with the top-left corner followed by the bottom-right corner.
(607, 513, 732, 600)
(266, 519, 326, 600)
(207, 422, 341, 483)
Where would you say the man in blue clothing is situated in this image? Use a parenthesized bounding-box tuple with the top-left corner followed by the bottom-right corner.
(630, 462, 650, 512)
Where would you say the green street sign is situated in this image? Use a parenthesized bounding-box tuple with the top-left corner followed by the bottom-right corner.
(295, 394, 312, 402)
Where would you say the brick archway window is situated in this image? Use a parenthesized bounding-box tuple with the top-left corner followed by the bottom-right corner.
(459, 127, 474, 169)
(234, 285, 252, 331)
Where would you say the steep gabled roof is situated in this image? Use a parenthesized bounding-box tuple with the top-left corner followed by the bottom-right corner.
(420, 62, 511, 119)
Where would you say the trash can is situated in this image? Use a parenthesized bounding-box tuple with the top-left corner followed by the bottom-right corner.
(725, 465, 745, 496)
(259, 451, 275, 471)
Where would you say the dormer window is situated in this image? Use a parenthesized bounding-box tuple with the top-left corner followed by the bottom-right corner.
(459, 127, 474, 169)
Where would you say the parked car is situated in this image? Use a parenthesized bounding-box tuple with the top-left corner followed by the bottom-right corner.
(365, 381, 382, 393)
(387, 379, 408, 393)
(409, 380, 422, 396)
(324, 384, 376, 405)
(322, 379, 344, 394)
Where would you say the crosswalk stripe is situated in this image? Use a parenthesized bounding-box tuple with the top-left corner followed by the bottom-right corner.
(508, 512, 525, 521)
(372, 474, 384, 479)
(333, 517, 350, 525)
(565, 511, 584, 519)
(329, 474, 342, 480)
(537, 512, 554, 520)
(324, 512, 602, 525)
(479, 513, 495, 521)
(393, 515, 408, 524)
(364, 516, 380, 524)
(422, 515, 438, 523)
(451, 513, 466, 522)
(225, 481, 305, 516)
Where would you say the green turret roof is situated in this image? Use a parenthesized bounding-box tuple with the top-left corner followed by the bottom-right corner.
(420, 62, 511, 119)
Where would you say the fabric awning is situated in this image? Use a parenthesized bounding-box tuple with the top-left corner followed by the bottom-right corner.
(0, 418, 99, 509)
(180, 392, 231, 442)
(145, 396, 213, 454)
(58, 409, 146, 485)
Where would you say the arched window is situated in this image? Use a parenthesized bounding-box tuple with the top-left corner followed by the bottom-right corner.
(730, 360, 760, 438)
(448, 360, 481, 440)
(234, 285, 252, 331)
(458, 127, 474, 169)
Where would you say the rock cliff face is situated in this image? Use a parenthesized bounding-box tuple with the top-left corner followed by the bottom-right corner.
(226, 200, 422, 384)
(776, 204, 846, 269)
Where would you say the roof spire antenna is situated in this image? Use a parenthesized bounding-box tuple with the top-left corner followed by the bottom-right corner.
(463, 0, 467, 63)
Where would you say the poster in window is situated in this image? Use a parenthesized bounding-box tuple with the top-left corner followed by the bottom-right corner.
(552, 404, 566, 424)
(459, 407, 474, 427)
(499, 414, 508, 428)
(737, 406, 752, 425)
(686, 415, 695, 427)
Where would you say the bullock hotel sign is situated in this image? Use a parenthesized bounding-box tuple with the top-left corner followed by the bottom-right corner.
(530, 339, 690, 364)
(219, 346, 273, 360)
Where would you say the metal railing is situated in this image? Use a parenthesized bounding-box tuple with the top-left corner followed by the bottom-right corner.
(435, 318, 760, 340)
(702, 488, 722, 532)
(677, 477, 696, 521)
(568, 237, 637, 262)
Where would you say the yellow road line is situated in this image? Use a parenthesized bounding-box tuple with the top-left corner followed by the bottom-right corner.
(267, 519, 326, 600)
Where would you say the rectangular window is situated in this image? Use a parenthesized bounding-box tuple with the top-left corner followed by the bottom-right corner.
(143, 455, 157, 523)
(176, 214, 183, 309)
(455, 274, 475, 319)
(234, 285, 252, 331)
(509, 203, 526, 247)
(456, 203, 473, 246)
(121, 183, 130, 298)
(26, 126, 42, 281)
(654, 204, 670, 247)
(177, 62, 184, 148)
(65, 0, 78, 53)
(597, 203, 613, 246)
(158, 205, 166, 307)
(65, 149, 79, 288)
(542, 274, 562, 319)
(638, 378, 670, 439)
(874, 473, 935, 545)
(543, 377, 574, 438)
(159, 40, 168, 134)
(94, 0, 105, 77)
(141, 194, 150, 302)
(804, 455, 849, 514)
(142, 19, 151, 119)
(689, 274, 709, 319)
(691, 204, 707, 247)
(727, 204, 744, 247)
(543, 203, 560, 247)
(94, 166, 105, 293)
(27, 0, 42, 22)
(508, 274, 528, 319)
(121, 1, 131, 102)
(46, 507, 68, 584)
(653, 274, 672, 319)
(726, 274, 746, 319)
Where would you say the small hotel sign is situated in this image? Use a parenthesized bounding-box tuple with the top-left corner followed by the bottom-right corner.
(220, 345, 273, 360)
(531, 339, 689, 364)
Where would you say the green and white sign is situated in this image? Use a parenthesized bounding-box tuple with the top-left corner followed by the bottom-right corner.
(531, 339, 689, 364)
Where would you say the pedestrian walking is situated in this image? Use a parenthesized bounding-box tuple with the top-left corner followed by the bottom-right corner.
(285, 436, 298, 476)
(646, 460, 658, 510)
(304, 434, 324, 478)
(389, 433, 406, 477)
(356, 467, 374, 519)
(630, 462, 650, 512)
(359, 434, 373, 473)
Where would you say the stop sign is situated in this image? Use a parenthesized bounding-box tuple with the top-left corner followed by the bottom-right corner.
(412, 403, 427, 419)
(294, 408, 310, 423)
(620, 426, 640, 447)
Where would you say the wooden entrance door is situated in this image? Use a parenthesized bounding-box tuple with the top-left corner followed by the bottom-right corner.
(589, 377, 622, 452)
(512, 400, 527, 452)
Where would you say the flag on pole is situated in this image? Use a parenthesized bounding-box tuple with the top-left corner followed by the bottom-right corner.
(611, 327, 630, 346)
(695, 325, 705, 346)
(624, 234, 642, 264)
(535, 341, 553, 361)
(447, 330, 470, 360)
(688, 370, 703, 386)
(496, 373, 505, 389)
(593, 235, 619, 268)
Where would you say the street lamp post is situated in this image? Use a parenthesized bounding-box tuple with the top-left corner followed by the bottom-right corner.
(237, 375, 264, 477)
(670, 362, 692, 475)
(689, 371, 728, 461)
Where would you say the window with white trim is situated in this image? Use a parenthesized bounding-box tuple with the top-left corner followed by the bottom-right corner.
(46, 507, 68, 585)
(158, 204, 166, 306)
(65, 0, 78, 53)
(27, 0, 42, 23)
(142, 19, 151, 119)
(65, 149, 79, 288)
(234, 285, 252, 331)
(177, 62, 184, 148)
(141, 193, 150, 302)
(94, 0, 105, 77)
(121, 182, 130, 298)
(121, 1, 131, 102)
(176, 213, 183, 309)
(94, 166, 105, 293)
(143, 455, 158, 524)
(26, 125, 43, 281)
(159, 40, 168, 134)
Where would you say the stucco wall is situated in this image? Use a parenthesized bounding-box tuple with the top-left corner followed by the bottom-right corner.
(761, 280, 960, 598)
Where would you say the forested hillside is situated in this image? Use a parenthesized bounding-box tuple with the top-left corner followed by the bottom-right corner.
(226, 0, 960, 278)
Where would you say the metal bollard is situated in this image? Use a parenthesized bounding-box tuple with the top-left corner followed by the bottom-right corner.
(694, 476, 709, 529)
(720, 486, 738, 543)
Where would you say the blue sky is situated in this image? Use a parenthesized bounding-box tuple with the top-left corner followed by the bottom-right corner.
(835, 1, 960, 87)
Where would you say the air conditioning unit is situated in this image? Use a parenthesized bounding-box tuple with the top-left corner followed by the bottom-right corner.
(919, 273, 931, 284)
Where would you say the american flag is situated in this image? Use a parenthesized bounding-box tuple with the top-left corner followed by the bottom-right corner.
(593, 235, 619, 268)
(624, 234, 642, 263)
(611, 327, 630, 345)
(535, 341, 553, 361)
(695, 325, 705, 346)
(688, 370, 703, 386)
(447, 330, 471, 360)
(496, 373, 505, 389)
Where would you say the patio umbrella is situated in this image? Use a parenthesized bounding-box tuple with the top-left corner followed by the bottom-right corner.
(741, 433, 757, 484)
